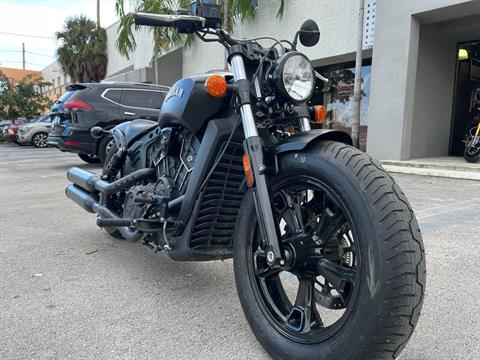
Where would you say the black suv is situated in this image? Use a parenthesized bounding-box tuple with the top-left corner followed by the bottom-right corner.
(48, 82, 169, 164)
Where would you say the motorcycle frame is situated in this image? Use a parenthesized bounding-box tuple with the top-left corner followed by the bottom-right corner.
(71, 25, 353, 262)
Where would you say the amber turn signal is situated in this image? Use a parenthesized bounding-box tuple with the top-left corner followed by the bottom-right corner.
(242, 154, 254, 188)
(205, 74, 228, 98)
(314, 105, 327, 124)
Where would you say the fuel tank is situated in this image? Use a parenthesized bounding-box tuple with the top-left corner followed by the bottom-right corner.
(158, 72, 232, 134)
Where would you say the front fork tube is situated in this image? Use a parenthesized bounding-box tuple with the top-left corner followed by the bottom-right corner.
(244, 137, 284, 265)
(230, 54, 284, 265)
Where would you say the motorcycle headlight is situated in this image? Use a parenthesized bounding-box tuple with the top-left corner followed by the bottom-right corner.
(274, 52, 315, 103)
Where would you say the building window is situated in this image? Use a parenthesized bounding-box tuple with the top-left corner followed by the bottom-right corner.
(310, 60, 372, 151)
(58, 76, 61, 86)
(52, 78, 55, 89)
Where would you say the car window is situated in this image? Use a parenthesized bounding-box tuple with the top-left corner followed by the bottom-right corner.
(122, 90, 165, 109)
(103, 89, 122, 103)
(58, 91, 73, 102)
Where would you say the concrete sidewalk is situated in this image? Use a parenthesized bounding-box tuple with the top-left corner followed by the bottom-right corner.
(381, 156, 480, 180)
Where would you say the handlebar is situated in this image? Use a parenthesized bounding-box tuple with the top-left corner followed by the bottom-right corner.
(133, 13, 206, 33)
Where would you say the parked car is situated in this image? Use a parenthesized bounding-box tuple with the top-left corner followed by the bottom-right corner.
(17, 114, 53, 148)
(48, 82, 169, 164)
(0, 120, 13, 132)
(2, 118, 29, 142)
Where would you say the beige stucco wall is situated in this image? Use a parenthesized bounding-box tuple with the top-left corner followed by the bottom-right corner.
(368, 0, 479, 160)
(182, 0, 361, 77)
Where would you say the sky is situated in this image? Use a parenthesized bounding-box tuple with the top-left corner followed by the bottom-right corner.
(0, 0, 120, 71)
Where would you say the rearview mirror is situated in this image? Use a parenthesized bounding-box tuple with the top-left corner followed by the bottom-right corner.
(298, 19, 320, 47)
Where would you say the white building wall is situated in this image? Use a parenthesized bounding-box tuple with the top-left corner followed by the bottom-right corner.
(41, 61, 70, 100)
(183, 0, 361, 76)
(105, 21, 155, 78)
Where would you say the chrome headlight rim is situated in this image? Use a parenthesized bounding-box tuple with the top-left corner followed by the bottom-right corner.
(274, 51, 315, 104)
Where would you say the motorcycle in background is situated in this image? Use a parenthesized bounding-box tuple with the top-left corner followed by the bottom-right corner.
(464, 117, 480, 163)
(64, 2, 426, 359)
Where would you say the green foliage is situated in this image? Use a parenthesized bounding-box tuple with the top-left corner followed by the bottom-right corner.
(115, 0, 284, 58)
(56, 15, 108, 82)
(0, 70, 52, 120)
(115, 0, 192, 58)
(0, 132, 5, 143)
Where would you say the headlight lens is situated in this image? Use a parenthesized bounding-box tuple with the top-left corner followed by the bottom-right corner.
(279, 53, 315, 102)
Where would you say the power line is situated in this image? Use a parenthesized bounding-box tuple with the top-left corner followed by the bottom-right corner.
(0, 50, 55, 59)
(0, 31, 54, 40)
(27, 51, 56, 59)
(26, 61, 50, 67)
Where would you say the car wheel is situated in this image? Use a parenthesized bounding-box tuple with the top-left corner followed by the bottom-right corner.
(98, 136, 115, 165)
(78, 153, 101, 164)
(32, 132, 49, 148)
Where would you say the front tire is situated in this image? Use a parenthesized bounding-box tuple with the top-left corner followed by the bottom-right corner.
(233, 141, 425, 360)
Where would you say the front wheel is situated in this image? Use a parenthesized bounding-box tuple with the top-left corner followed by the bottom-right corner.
(233, 141, 425, 360)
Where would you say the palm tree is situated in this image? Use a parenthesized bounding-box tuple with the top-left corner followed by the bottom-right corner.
(114, 0, 284, 60)
(56, 16, 108, 83)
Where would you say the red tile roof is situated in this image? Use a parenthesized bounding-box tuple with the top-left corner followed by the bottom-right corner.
(0, 66, 42, 83)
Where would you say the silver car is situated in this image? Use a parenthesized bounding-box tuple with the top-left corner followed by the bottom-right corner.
(17, 114, 53, 148)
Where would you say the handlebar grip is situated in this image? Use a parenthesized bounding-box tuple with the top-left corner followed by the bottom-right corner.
(133, 13, 173, 27)
(133, 13, 206, 34)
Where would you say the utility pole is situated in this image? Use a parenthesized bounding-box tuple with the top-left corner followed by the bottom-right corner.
(22, 42, 25, 70)
(97, 0, 101, 27)
(352, 0, 365, 149)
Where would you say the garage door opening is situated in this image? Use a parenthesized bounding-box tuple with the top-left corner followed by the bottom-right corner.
(450, 40, 480, 156)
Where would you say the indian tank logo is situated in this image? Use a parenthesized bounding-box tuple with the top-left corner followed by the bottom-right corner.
(165, 87, 185, 102)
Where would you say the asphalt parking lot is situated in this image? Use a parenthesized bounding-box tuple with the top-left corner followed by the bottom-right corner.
(1, 143, 479, 360)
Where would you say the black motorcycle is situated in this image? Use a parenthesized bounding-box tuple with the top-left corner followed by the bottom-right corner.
(65, 3, 425, 359)
(464, 117, 480, 163)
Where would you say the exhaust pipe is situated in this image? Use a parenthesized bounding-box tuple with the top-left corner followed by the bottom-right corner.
(65, 184, 143, 242)
(65, 184, 96, 213)
(66, 167, 156, 242)
(67, 167, 155, 195)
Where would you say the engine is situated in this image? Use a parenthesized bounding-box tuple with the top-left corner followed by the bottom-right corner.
(149, 127, 200, 200)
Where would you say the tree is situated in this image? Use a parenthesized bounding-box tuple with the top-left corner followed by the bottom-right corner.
(0, 70, 52, 120)
(352, 0, 365, 149)
(114, 0, 284, 60)
(56, 16, 108, 83)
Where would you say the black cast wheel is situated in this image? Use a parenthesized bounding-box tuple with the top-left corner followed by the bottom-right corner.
(78, 153, 101, 164)
(31, 132, 49, 148)
(464, 122, 480, 163)
(233, 141, 426, 360)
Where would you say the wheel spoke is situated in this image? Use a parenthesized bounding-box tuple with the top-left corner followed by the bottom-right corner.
(317, 259, 355, 291)
(314, 196, 346, 244)
(274, 190, 305, 234)
(285, 277, 322, 333)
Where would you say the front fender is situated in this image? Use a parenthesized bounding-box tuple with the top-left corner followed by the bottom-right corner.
(273, 129, 352, 155)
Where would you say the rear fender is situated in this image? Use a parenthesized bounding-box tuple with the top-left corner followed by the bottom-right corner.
(110, 121, 130, 149)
